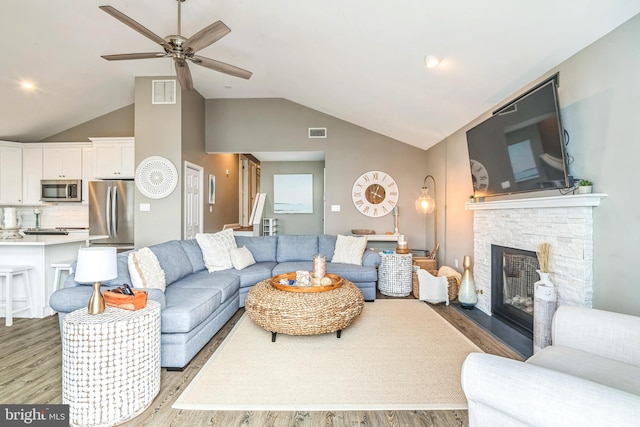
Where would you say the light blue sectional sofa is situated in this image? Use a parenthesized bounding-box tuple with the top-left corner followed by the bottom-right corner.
(50, 234, 380, 369)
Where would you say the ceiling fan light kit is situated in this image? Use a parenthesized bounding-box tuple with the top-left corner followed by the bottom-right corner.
(100, 0, 252, 90)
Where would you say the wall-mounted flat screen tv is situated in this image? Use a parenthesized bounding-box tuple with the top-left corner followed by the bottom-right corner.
(466, 76, 570, 197)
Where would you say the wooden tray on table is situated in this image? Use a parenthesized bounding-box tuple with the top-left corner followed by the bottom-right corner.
(270, 272, 343, 292)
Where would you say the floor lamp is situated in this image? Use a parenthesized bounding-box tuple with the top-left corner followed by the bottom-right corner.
(415, 175, 437, 258)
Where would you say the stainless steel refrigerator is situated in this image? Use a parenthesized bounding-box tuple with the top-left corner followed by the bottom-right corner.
(89, 180, 134, 250)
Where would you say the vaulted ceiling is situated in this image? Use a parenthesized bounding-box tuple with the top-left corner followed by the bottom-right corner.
(1, 1, 638, 149)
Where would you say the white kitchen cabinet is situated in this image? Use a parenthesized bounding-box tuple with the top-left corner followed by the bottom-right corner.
(0, 144, 22, 204)
(0, 143, 23, 204)
(90, 137, 135, 179)
(42, 146, 82, 179)
(22, 147, 43, 204)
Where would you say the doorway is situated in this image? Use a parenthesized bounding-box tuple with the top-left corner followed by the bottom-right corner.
(239, 155, 260, 227)
(183, 161, 204, 239)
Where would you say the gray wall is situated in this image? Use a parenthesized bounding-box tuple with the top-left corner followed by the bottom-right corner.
(430, 13, 640, 316)
(260, 161, 325, 235)
(205, 98, 432, 252)
(40, 104, 134, 142)
(180, 88, 241, 232)
(134, 77, 184, 247)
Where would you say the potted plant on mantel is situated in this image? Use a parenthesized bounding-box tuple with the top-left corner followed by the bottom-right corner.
(577, 179, 593, 194)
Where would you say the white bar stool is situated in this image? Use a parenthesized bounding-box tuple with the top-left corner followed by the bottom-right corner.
(52, 262, 74, 292)
(0, 265, 34, 326)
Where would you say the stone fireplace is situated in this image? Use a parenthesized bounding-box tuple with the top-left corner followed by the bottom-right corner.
(467, 194, 606, 319)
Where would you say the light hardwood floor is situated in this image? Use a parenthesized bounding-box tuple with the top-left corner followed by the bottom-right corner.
(0, 302, 521, 427)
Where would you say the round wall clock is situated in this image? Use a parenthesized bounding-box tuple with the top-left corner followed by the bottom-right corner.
(470, 159, 489, 192)
(351, 170, 399, 217)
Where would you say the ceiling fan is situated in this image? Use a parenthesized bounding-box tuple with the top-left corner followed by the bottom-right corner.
(100, 0, 252, 90)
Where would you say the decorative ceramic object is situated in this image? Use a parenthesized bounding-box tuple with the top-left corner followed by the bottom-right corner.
(312, 254, 326, 285)
(577, 179, 593, 194)
(533, 270, 557, 353)
(577, 185, 592, 194)
(458, 255, 477, 309)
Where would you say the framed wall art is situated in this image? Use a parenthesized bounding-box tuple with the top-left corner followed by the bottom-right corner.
(273, 174, 313, 213)
(208, 174, 215, 204)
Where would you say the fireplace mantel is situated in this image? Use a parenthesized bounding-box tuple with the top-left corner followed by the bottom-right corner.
(466, 193, 607, 210)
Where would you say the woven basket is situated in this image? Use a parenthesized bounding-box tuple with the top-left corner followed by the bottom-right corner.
(379, 253, 413, 297)
(412, 270, 460, 302)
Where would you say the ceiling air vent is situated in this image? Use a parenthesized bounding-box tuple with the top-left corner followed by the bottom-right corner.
(152, 80, 176, 104)
(308, 127, 327, 138)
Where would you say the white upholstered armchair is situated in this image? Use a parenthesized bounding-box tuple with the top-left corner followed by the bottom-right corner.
(461, 306, 640, 426)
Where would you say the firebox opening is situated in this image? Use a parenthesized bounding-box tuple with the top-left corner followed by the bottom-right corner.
(491, 244, 538, 338)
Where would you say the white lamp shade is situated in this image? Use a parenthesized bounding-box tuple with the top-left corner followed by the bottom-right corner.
(74, 247, 118, 283)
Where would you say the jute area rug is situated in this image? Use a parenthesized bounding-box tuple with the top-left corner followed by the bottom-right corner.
(173, 299, 482, 411)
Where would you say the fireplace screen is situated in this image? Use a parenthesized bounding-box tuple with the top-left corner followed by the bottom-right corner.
(491, 245, 539, 335)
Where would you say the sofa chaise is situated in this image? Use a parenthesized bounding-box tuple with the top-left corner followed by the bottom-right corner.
(50, 233, 380, 369)
(461, 305, 640, 426)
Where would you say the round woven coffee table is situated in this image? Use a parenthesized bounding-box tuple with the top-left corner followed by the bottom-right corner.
(245, 277, 364, 342)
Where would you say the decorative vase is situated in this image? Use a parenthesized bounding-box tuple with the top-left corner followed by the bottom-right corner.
(88, 282, 106, 315)
(458, 255, 477, 309)
(533, 270, 557, 353)
(577, 185, 592, 194)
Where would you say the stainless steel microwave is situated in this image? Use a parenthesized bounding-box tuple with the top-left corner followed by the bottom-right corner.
(41, 179, 82, 202)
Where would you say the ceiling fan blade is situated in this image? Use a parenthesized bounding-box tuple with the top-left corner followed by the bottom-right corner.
(175, 60, 194, 90)
(99, 5, 167, 47)
(182, 21, 231, 53)
(191, 55, 252, 80)
(101, 52, 167, 61)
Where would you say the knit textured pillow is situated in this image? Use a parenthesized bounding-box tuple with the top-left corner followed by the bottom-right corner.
(196, 228, 238, 272)
(331, 235, 368, 265)
(128, 247, 166, 291)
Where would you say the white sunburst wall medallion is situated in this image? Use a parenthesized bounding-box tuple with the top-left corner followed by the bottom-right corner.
(135, 156, 179, 199)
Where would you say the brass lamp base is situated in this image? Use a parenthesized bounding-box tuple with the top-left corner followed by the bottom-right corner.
(88, 281, 106, 315)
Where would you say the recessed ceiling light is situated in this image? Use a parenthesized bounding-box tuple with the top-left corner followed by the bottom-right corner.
(424, 55, 440, 69)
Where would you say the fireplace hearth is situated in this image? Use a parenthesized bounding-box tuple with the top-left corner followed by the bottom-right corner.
(491, 245, 539, 337)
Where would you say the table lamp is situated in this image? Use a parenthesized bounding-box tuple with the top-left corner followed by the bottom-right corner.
(74, 247, 118, 314)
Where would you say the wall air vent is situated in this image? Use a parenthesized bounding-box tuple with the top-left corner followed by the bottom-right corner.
(152, 80, 176, 104)
(308, 127, 327, 138)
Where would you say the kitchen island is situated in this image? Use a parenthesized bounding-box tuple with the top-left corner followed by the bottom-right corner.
(0, 233, 108, 318)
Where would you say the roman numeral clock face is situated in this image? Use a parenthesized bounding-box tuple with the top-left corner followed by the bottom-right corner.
(351, 171, 399, 217)
(470, 159, 489, 192)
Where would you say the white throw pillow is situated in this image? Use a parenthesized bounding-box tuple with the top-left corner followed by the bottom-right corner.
(230, 246, 256, 270)
(331, 234, 368, 265)
(196, 229, 238, 272)
(128, 247, 166, 291)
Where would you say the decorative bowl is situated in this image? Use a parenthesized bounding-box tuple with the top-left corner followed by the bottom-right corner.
(351, 229, 375, 235)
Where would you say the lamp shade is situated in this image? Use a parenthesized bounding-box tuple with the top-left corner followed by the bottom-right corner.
(415, 188, 436, 214)
(74, 247, 118, 283)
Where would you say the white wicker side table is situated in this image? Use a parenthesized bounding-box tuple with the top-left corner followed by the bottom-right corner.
(378, 252, 413, 297)
(62, 301, 161, 427)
